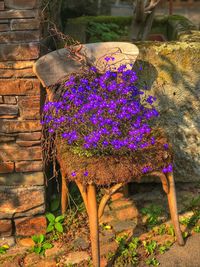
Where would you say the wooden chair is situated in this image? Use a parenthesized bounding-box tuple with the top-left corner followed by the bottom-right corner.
(33, 42, 184, 267)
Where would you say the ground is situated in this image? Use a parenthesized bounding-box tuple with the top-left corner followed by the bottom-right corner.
(0, 182, 199, 267)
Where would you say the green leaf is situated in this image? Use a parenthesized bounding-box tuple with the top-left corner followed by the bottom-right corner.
(39, 234, 45, 243)
(55, 222, 63, 233)
(46, 213, 55, 223)
(42, 243, 53, 250)
(34, 246, 42, 254)
(31, 235, 39, 243)
(55, 215, 65, 223)
(50, 198, 60, 212)
(46, 223, 54, 233)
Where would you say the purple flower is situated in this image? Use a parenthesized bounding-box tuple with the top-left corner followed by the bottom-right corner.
(84, 171, 88, 177)
(142, 166, 152, 174)
(164, 143, 169, 150)
(71, 171, 76, 177)
(162, 164, 173, 173)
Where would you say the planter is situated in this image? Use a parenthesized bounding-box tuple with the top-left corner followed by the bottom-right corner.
(33, 42, 184, 267)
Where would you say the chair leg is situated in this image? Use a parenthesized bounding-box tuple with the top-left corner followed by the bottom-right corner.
(61, 174, 68, 215)
(87, 184, 100, 267)
(166, 173, 184, 246)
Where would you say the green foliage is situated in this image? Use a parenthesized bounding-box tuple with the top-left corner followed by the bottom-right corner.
(194, 225, 200, 233)
(167, 225, 175, 236)
(86, 21, 128, 42)
(141, 204, 163, 227)
(31, 234, 53, 255)
(50, 196, 60, 212)
(158, 241, 173, 254)
(0, 244, 9, 254)
(143, 240, 157, 255)
(153, 224, 167, 235)
(46, 212, 65, 234)
(145, 257, 160, 266)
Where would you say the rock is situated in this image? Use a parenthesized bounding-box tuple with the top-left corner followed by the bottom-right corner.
(61, 251, 89, 265)
(0, 31, 39, 43)
(0, 186, 45, 218)
(0, 162, 14, 174)
(0, 219, 12, 236)
(15, 216, 46, 236)
(100, 241, 118, 257)
(0, 105, 18, 116)
(0, 236, 15, 247)
(18, 95, 40, 119)
(17, 132, 41, 141)
(16, 237, 35, 247)
(0, 172, 44, 185)
(0, 10, 38, 19)
(0, 144, 42, 161)
(15, 161, 43, 172)
(11, 19, 40, 30)
(3, 96, 17, 104)
(112, 218, 137, 233)
(116, 206, 139, 221)
(0, 79, 40, 96)
(23, 253, 42, 266)
(73, 236, 89, 250)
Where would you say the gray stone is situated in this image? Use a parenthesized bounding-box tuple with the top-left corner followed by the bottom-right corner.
(0, 172, 44, 185)
(111, 218, 137, 233)
(62, 251, 90, 265)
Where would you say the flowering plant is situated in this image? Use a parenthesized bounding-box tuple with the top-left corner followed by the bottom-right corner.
(42, 56, 172, 182)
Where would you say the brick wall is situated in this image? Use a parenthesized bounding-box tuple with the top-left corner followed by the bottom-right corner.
(0, 0, 46, 243)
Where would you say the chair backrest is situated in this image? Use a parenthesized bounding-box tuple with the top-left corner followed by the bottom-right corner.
(33, 42, 139, 87)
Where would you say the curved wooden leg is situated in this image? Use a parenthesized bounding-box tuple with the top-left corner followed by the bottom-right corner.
(98, 183, 124, 220)
(87, 184, 100, 267)
(75, 181, 89, 214)
(61, 174, 68, 215)
(166, 173, 184, 246)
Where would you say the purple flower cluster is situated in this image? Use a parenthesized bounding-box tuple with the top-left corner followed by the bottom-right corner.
(42, 60, 172, 175)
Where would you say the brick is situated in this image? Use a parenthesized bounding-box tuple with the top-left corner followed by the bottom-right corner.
(0, 186, 45, 217)
(0, 43, 40, 61)
(0, 24, 10, 31)
(0, 104, 18, 115)
(0, 144, 42, 161)
(18, 96, 40, 119)
(0, 10, 38, 19)
(0, 120, 41, 133)
(0, 2, 4, 10)
(0, 79, 40, 96)
(0, 171, 44, 185)
(16, 140, 41, 146)
(17, 132, 41, 141)
(15, 216, 46, 236)
(0, 68, 35, 78)
(11, 19, 40, 30)
(0, 30, 40, 43)
(0, 162, 14, 173)
(0, 96, 3, 103)
(5, 0, 38, 10)
(0, 61, 34, 69)
(0, 220, 12, 237)
(0, 134, 16, 142)
(3, 96, 17, 104)
(15, 161, 43, 172)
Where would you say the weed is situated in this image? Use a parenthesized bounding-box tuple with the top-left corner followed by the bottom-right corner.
(194, 225, 200, 233)
(141, 204, 163, 227)
(0, 245, 9, 254)
(145, 257, 160, 266)
(153, 224, 166, 235)
(46, 213, 65, 233)
(167, 225, 175, 236)
(31, 234, 53, 255)
(158, 240, 173, 254)
(143, 240, 157, 255)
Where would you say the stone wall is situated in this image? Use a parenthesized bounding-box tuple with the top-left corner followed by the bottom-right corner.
(0, 0, 46, 244)
(136, 33, 200, 183)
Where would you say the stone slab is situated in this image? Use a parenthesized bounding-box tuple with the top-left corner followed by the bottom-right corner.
(18, 95, 40, 119)
(4, 0, 38, 10)
(0, 162, 14, 173)
(0, 24, 9, 31)
(0, 60, 35, 69)
(15, 161, 43, 172)
(11, 19, 40, 30)
(0, 2, 4, 11)
(0, 171, 44, 185)
(0, 219, 12, 236)
(0, 43, 40, 61)
(0, 68, 35, 78)
(15, 215, 46, 236)
(0, 30, 40, 43)
(3, 96, 17, 104)
(0, 144, 42, 161)
(33, 42, 139, 87)
(0, 9, 38, 19)
(0, 104, 18, 115)
(0, 79, 40, 95)
(0, 186, 45, 217)
(17, 132, 41, 141)
(0, 120, 41, 133)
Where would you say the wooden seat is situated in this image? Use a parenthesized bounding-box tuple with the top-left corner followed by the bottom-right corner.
(33, 42, 184, 267)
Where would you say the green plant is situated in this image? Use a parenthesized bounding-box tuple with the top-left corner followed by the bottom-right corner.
(145, 257, 160, 266)
(143, 240, 157, 255)
(194, 225, 200, 233)
(141, 204, 163, 227)
(50, 196, 60, 212)
(167, 225, 175, 236)
(0, 244, 9, 254)
(153, 224, 167, 235)
(31, 234, 53, 255)
(46, 213, 65, 233)
(158, 241, 173, 254)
